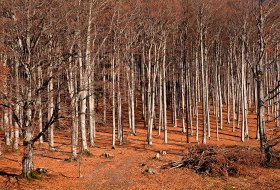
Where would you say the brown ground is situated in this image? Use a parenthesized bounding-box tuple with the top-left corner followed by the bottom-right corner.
(0, 108, 280, 190)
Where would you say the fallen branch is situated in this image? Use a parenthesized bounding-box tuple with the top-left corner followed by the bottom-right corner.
(162, 145, 262, 177)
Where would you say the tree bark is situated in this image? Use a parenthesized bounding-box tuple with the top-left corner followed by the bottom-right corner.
(48, 63, 54, 149)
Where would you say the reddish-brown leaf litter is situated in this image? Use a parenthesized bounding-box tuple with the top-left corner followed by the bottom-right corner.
(0, 109, 280, 190)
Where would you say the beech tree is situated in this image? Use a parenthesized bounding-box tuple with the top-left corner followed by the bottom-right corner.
(0, 0, 69, 177)
(249, 0, 280, 164)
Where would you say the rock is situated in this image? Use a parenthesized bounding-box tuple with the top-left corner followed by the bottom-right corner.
(158, 150, 167, 155)
(141, 163, 147, 167)
(154, 153, 160, 160)
(36, 168, 47, 174)
(101, 153, 114, 158)
(144, 168, 157, 174)
(9, 177, 18, 184)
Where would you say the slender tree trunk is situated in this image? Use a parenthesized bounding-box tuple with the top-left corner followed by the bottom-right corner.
(227, 60, 231, 124)
(257, 76, 270, 162)
(85, 1, 95, 148)
(147, 44, 153, 145)
(163, 39, 168, 144)
(48, 63, 54, 149)
(188, 66, 193, 136)
(88, 62, 96, 147)
(205, 47, 210, 138)
(131, 55, 136, 135)
(103, 68, 107, 125)
(56, 79, 61, 129)
(13, 106, 19, 149)
(158, 65, 163, 136)
(185, 61, 189, 143)
(79, 49, 88, 151)
(71, 97, 78, 159)
(218, 64, 223, 130)
(112, 56, 116, 149)
(241, 36, 247, 142)
(89, 79, 95, 147)
(200, 21, 207, 144)
(195, 52, 199, 143)
(67, 55, 78, 159)
(257, 1, 271, 163)
(230, 49, 236, 132)
(172, 65, 177, 128)
(4, 109, 10, 146)
(117, 68, 123, 145)
(215, 56, 219, 140)
(127, 67, 132, 132)
(2, 55, 10, 146)
(141, 48, 147, 128)
(38, 66, 43, 144)
(180, 60, 186, 133)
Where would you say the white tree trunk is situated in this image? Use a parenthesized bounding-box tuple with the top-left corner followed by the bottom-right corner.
(180, 61, 186, 133)
(131, 56, 136, 135)
(79, 48, 88, 151)
(112, 57, 116, 149)
(163, 39, 168, 144)
(195, 52, 199, 143)
(4, 109, 10, 146)
(147, 45, 153, 145)
(172, 65, 177, 128)
(48, 64, 54, 149)
(103, 69, 107, 125)
(38, 66, 43, 144)
(241, 36, 248, 142)
(117, 69, 123, 144)
(200, 22, 207, 144)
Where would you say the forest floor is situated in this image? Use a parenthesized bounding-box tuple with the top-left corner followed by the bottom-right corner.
(0, 108, 280, 190)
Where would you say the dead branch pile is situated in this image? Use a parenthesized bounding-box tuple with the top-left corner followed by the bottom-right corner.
(163, 145, 262, 177)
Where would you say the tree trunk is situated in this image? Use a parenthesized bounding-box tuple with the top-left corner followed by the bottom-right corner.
(241, 36, 247, 142)
(147, 44, 153, 145)
(195, 52, 199, 143)
(103, 68, 107, 125)
(22, 73, 33, 177)
(257, 76, 271, 163)
(117, 68, 123, 145)
(38, 66, 43, 144)
(180, 60, 186, 133)
(67, 49, 79, 159)
(185, 61, 189, 143)
(131, 55, 136, 135)
(200, 20, 207, 144)
(112, 57, 116, 149)
(141, 49, 147, 128)
(163, 39, 168, 144)
(4, 109, 10, 146)
(22, 133, 33, 178)
(230, 49, 236, 132)
(48, 64, 54, 149)
(79, 48, 88, 152)
(187, 66, 193, 136)
(172, 64, 177, 128)
(158, 65, 163, 136)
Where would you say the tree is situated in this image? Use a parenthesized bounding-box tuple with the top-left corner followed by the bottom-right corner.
(0, 0, 68, 177)
(251, 0, 280, 164)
